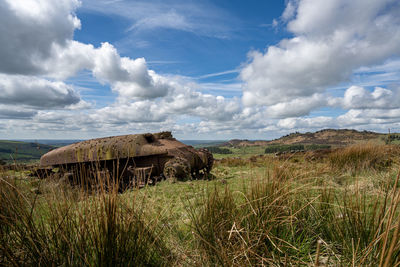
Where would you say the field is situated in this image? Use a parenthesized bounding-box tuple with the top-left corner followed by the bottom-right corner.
(1, 143, 400, 266)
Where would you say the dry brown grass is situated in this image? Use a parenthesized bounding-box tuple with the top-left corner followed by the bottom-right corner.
(0, 170, 175, 266)
(328, 144, 397, 173)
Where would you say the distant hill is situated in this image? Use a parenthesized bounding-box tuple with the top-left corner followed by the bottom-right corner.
(0, 140, 55, 163)
(221, 129, 389, 147)
(18, 139, 82, 147)
(268, 129, 387, 146)
(181, 140, 226, 147)
(222, 139, 271, 147)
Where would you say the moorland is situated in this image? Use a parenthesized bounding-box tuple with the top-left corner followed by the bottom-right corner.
(1, 129, 400, 266)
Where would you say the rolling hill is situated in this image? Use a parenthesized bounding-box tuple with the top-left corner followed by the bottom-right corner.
(0, 140, 55, 163)
(221, 129, 391, 147)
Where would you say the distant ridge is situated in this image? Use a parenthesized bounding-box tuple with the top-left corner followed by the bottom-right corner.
(18, 140, 83, 147)
(0, 140, 55, 162)
(221, 129, 388, 147)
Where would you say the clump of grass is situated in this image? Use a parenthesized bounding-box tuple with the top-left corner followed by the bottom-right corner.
(188, 163, 400, 265)
(187, 167, 315, 265)
(219, 157, 249, 167)
(329, 144, 393, 173)
(0, 168, 174, 266)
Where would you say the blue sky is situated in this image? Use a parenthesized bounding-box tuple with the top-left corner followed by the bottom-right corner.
(74, 0, 288, 101)
(0, 0, 400, 140)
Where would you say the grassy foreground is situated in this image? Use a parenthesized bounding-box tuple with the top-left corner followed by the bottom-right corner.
(1, 144, 400, 266)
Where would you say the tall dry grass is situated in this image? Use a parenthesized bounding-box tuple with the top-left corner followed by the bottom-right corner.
(188, 162, 400, 266)
(0, 169, 174, 266)
(328, 144, 395, 173)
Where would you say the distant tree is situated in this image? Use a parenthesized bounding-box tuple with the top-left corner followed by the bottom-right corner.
(204, 147, 233, 154)
(265, 144, 304, 154)
(0, 159, 6, 165)
(386, 134, 400, 144)
(305, 144, 331, 150)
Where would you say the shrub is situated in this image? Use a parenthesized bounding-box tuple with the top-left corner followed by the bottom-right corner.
(203, 146, 232, 154)
(305, 144, 331, 150)
(265, 144, 305, 154)
(386, 133, 400, 144)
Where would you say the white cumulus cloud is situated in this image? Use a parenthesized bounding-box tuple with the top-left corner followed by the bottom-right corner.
(2, 0, 400, 138)
(0, 0, 81, 75)
(340, 86, 400, 110)
(241, 0, 400, 110)
(0, 74, 84, 109)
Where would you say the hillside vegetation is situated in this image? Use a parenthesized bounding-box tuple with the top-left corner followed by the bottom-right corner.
(0, 140, 54, 163)
(222, 129, 389, 147)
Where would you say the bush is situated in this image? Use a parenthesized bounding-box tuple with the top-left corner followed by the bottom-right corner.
(305, 144, 331, 150)
(387, 134, 400, 144)
(204, 146, 232, 154)
(265, 144, 304, 154)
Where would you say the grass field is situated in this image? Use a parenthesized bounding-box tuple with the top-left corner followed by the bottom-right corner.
(1, 143, 400, 266)
(211, 145, 266, 159)
(210, 144, 331, 159)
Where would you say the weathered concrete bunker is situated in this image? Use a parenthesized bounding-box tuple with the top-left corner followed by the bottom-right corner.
(39, 131, 213, 187)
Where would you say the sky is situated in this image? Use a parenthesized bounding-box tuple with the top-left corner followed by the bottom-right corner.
(1, 0, 400, 140)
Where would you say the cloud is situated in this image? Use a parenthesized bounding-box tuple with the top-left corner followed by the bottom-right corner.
(0, 0, 175, 106)
(338, 109, 400, 126)
(91, 78, 241, 124)
(81, 0, 235, 38)
(278, 116, 335, 130)
(197, 69, 239, 80)
(42, 41, 96, 80)
(0, 74, 84, 108)
(241, 0, 400, 108)
(128, 10, 192, 32)
(274, 106, 400, 132)
(33, 39, 173, 101)
(339, 86, 400, 110)
(92, 101, 167, 124)
(0, 0, 81, 75)
(356, 59, 400, 74)
(0, 105, 37, 119)
(0, 0, 241, 135)
(162, 92, 240, 122)
(2, 0, 400, 139)
(36, 40, 172, 100)
(93, 43, 170, 100)
(281, 0, 298, 21)
(265, 93, 327, 118)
